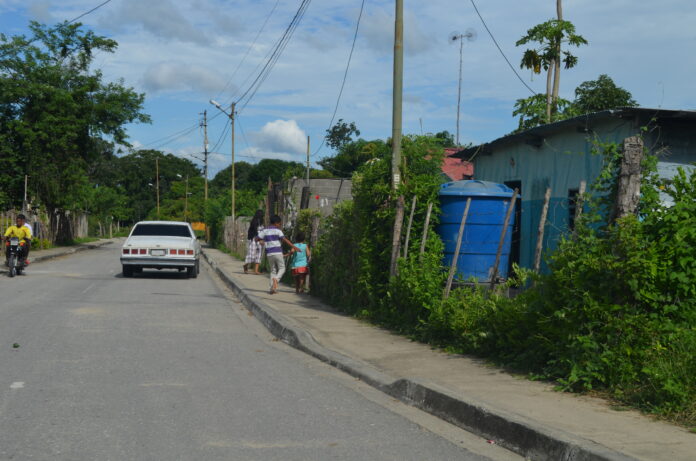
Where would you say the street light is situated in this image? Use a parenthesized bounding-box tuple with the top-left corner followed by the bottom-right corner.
(177, 174, 190, 222)
(209, 99, 236, 221)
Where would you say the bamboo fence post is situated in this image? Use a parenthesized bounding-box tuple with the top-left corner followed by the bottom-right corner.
(402, 196, 417, 260)
(574, 180, 586, 224)
(443, 197, 471, 299)
(489, 188, 518, 290)
(419, 202, 433, 258)
(533, 187, 552, 273)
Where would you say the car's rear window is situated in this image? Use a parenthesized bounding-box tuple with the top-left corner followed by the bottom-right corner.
(131, 224, 192, 238)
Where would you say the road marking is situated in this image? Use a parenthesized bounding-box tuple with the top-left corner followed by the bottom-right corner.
(10, 382, 24, 389)
(81, 283, 95, 294)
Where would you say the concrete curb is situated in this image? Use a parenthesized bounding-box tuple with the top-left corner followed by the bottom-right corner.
(1, 239, 114, 274)
(203, 249, 638, 461)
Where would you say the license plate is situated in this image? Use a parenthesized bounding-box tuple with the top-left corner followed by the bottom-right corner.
(150, 249, 165, 256)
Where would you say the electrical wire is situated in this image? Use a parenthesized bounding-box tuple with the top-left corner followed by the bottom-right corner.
(66, 0, 114, 24)
(468, 0, 537, 95)
(235, 0, 313, 113)
(214, 0, 281, 102)
(311, 0, 366, 158)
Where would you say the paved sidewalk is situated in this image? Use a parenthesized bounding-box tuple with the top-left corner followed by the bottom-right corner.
(202, 247, 695, 461)
(0, 239, 115, 274)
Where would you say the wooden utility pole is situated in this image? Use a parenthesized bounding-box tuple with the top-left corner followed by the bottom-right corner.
(550, 0, 563, 121)
(391, 0, 404, 191)
(489, 189, 518, 289)
(389, 0, 404, 277)
(155, 158, 160, 219)
(230, 102, 236, 222)
(533, 187, 552, 273)
(613, 136, 643, 222)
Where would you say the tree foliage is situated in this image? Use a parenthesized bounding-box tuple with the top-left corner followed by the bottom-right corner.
(516, 18, 587, 122)
(325, 119, 360, 151)
(573, 74, 637, 114)
(0, 21, 149, 241)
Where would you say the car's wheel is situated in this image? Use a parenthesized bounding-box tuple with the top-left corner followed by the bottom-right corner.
(187, 262, 198, 279)
(122, 265, 133, 277)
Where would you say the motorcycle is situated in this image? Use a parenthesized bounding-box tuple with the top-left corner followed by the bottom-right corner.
(6, 237, 27, 277)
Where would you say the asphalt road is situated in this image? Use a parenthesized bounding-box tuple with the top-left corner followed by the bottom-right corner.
(0, 244, 520, 461)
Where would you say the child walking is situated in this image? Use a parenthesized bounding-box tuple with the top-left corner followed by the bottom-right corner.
(288, 232, 311, 294)
(256, 215, 298, 294)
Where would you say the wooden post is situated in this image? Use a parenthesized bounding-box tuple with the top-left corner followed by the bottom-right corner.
(419, 202, 433, 257)
(575, 180, 586, 221)
(533, 187, 552, 273)
(489, 189, 518, 290)
(389, 196, 406, 277)
(402, 196, 417, 260)
(613, 136, 643, 222)
(444, 197, 471, 299)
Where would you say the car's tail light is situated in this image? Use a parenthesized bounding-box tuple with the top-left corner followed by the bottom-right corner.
(186, 250, 194, 255)
(169, 249, 176, 255)
(122, 248, 130, 255)
(139, 248, 147, 255)
(178, 249, 185, 255)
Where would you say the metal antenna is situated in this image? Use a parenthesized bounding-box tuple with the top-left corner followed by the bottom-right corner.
(449, 29, 476, 146)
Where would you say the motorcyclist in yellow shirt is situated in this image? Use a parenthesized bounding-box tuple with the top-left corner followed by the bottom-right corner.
(4, 214, 32, 265)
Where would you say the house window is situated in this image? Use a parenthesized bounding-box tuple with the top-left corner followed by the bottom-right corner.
(568, 188, 579, 231)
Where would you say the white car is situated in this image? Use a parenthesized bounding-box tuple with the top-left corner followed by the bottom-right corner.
(120, 221, 201, 278)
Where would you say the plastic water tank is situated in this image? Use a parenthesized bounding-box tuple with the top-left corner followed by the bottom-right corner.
(437, 180, 515, 282)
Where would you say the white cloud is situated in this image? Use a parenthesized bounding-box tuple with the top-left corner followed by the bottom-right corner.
(253, 119, 307, 156)
(142, 61, 229, 94)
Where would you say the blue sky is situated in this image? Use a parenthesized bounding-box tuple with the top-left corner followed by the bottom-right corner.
(2, 0, 695, 178)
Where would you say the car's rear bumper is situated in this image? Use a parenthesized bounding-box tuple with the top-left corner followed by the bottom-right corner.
(120, 257, 197, 268)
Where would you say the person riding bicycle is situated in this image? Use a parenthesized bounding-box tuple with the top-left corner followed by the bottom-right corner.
(4, 214, 32, 265)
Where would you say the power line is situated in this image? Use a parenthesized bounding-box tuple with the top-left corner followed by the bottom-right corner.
(236, 0, 313, 113)
(215, 0, 281, 102)
(311, 0, 366, 158)
(468, 0, 537, 95)
(67, 0, 114, 24)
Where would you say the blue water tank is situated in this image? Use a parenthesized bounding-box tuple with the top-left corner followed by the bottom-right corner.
(436, 180, 515, 282)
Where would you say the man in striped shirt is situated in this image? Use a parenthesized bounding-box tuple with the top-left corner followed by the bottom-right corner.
(256, 215, 299, 294)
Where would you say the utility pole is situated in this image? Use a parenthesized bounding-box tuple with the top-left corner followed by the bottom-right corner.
(209, 100, 236, 220)
(391, 0, 403, 191)
(184, 175, 189, 222)
(230, 102, 236, 222)
(201, 110, 209, 203)
(23, 175, 28, 212)
(155, 158, 160, 219)
(306, 136, 310, 187)
(389, 0, 405, 277)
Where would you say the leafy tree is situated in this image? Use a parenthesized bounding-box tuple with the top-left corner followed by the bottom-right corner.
(318, 139, 389, 177)
(573, 74, 637, 114)
(0, 21, 149, 242)
(516, 10, 587, 123)
(325, 119, 360, 151)
(110, 149, 200, 222)
(434, 130, 456, 147)
(512, 93, 576, 132)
